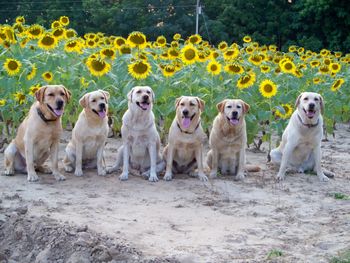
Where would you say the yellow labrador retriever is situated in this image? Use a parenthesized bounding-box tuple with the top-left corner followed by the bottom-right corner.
(4, 85, 71, 182)
(163, 96, 208, 181)
(270, 92, 335, 181)
(207, 99, 260, 180)
(63, 90, 110, 177)
(107, 86, 164, 182)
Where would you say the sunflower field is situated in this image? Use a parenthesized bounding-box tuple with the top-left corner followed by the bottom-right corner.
(1, 16, 349, 150)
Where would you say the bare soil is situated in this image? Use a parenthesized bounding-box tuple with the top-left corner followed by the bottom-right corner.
(1, 124, 350, 263)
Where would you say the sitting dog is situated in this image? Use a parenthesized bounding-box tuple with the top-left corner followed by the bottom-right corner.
(163, 96, 208, 181)
(207, 99, 260, 180)
(4, 85, 71, 182)
(107, 86, 164, 182)
(63, 90, 110, 177)
(270, 92, 335, 181)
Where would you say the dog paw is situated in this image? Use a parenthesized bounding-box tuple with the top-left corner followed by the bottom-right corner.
(198, 173, 208, 182)
(148, 173, 159, 182)
(141, 170, 150, 179)
(27, 173, 39, 182)
(318, 174, 330, 182)
(324, 171, 335, 178)
(4, 168, 14, 176)
(64, 165, 74, 173)
(235, 173, 245, 181)
(163, 172, 172, 181)
(276, 173, 285, 181)
(37, 166, 52, 174)
(54, 173, 66, 181)
(98, 168, 107, 177)
(74, 169, 83, 177)
(119, 173, 128, 181)
(106, 167, 116, 174)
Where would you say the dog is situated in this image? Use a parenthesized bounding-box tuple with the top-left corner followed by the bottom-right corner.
(206, 99, 260, 180)
(4, 85, 71, 182)
(163, 96, 208, 181)
(270, 92, 335, 181)
(63, 90, 110, 177)
(106, 86, 164, 182)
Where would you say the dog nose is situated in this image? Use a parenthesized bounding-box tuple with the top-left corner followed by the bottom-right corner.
(309, 103, 315, 109)
(99, 103, 106, 109)
(56, 100, 64, 109)
(232, 111, 238, 117)
(183, 109, 189, 116)
(142, 95, 149, 100)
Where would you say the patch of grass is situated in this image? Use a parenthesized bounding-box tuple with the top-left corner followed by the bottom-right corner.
(329, 192, 350, 200)
(267, 249, 283, 259)
(330, 250, 350, 263)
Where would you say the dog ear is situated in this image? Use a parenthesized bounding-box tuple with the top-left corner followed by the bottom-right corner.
(99, 90, 110, 103)
(319, 94, 324, 114)
(60, 85, 71, 103)
(216, 100, 226, 113)
(240, 100, 250, 114)
(175, 96, 183, 109)
(127, 88, 134, 102)
(196, 97, 205, 111)
(295, 92, 303, 108)
(79, 93, 89, 108)
(35, 86, 47, 103)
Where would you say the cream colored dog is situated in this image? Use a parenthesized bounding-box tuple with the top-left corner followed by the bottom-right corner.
(207, 99, 260, 180)
(270, 92, 335, 181)
(163, 96, 208, 181)
(107, 86, 164, 182)
(63, 90, 110, 177)
(4, 85, 71, 182)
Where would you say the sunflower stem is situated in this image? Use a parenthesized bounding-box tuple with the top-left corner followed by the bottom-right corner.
(267, 98, 273, 162)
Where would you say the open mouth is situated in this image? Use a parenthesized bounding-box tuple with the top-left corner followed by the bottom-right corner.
(303, 108, 316, 119)
(47, 104, 63, 117)
(92, 109, 106, 118)
(181, 113, 196, 129)
(227, 116, 240, 125)
(136, 101, 150, 111)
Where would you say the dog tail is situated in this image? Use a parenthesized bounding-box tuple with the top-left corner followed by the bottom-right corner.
(246, 164, 261, 172)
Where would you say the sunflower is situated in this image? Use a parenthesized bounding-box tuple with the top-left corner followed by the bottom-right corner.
(59, 16, 70, 26)
(319, 64, 330, 75)
(206, 60, 222, 76)
(197, 51, 208, 62)
(259, 79, 277, 98)
(85, 39, 97, 48)
(38, 33, 58, 50)
(65, 29, 77, 38)
(180, 44, 198, 65)
(297, 47, 305, 54)
(225, 63, 244, 74)
(269, 45, 277, 52)
(52, 27, 66, 40)
(127, 31, 147, 49)
(320, 49, 330, 57)
(334, 52, 342, 58)
(51, 20, 61, 29)
(168, 48, 180, 59)
(280, 60, 296, 74)
(223, 48, 239, 61)
(173, 33, 181, 40)
(243, 35, 251, 43)
(86, 56, 111, 77)
(188, 34, 202, 45)
(42, 71, 53, 82)
(119, 44, 131, 54)
(211, 50, 220, 60)
(27, 64, 37, 80)
(248, 54, 263, 66)
(237, 72, 256, 89)
(162, 65, 176, 77)
(100, 48, 116, 60)
(218, 41, 228, 51)
(170, 41, 179, 48)
(0, 99, 6, 107)
(329, 62, 341, 73)
(313, 77, 322, 84)
(3, 58, 22, 76)
(26, 24, 44, 39)
(16, 16, 25, 24)
(29, 84, 41, 96)
(330, 78, 345, 92)
(275, 104, 293, 119)
(245, 45, 255, 54)
(156, 36, 167, 47)
(14, 92, 26, 105)
(64, 39, 82, 53)
(309, 60, 320, 68)
(128, 60, 151, 80)
(260, 65, 270, 73)
(288, 45, 297, 52)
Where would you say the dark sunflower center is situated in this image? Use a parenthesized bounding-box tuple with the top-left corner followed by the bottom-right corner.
(129, 34, 145, 45)
(210, 64, 218, 71)
(8, 61, 19, 70)
(116, 39, 125, 46)
(102, 49, 114, 57)
(169, 50, 179, 56)
(30, 28, 41, 36)
(240, 75, 251, 84)
(120, 46, 131, 54)
(42, 36, 55, 46)
(133, 62, 148, 74)
(67, 41, 77, 48)
(53, 28, 64, 37)
(284, 63, 292, 70)
(184, 49, 196, 60)
(91, 60, 106, 72)
(264, 84, 273, 93)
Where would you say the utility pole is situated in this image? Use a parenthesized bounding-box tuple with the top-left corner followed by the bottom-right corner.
(195, 0, 201, 34)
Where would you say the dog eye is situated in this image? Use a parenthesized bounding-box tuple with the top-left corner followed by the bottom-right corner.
(146, 91, 151, 94)
(101, 97, 104, 100)
(60, 92, 65, 96)
(180, 103, 185, 106)
(314, 98, 319, 101)
(92, 99, 96, 102)
(304, 97, 308, 101)
(227, 105, 232, 109)
(136, 90, 142, 94)
(48, 93, 54, 97)
(190, 103, 195, 106)
(237, 105, 241, 108)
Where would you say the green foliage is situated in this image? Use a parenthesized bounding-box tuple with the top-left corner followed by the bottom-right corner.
(330, 250, 350, 263)
(267, 249, 283, 259)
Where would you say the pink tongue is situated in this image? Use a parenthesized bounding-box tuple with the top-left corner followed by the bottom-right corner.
(141, 103, 149, 110)
(54, 109, 63, 116)
(230, 119, 239, 125)
(306, 111, 315, 118)
(182, 117, 191, 128)
(98, 110, 106, 118)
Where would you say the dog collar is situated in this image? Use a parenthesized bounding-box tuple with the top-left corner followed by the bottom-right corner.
(37, 107, 57, 123)
(297, 114, 319, 128)
(176, 121, 200, 134)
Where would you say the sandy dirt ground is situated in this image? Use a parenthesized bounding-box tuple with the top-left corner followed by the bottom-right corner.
(1, 124, 350, 263)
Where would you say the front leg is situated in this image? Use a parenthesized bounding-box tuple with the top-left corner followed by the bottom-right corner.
(25, 138, 39, 182)
(96, 142, 106, 176)
(313, 145, 329, 182)
(235, 147, 246, 180)
(195, 144, 208, 182)
(208, 149, 219, 178)
(276, 141, 297, 180)
(50, 141, 65, 181)
(74, 140, 83, 177)
(119, 142, 129, 181)
(147, 143, 158, 182)
(164, 144, 174, 181)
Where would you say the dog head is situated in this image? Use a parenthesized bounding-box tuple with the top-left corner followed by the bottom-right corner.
(216, 99, 250, 126)
(35, 85, 71, 117)
(127, 86, 154, 112)
(175, 96, 205, 129)
(295, 92, 324, 120)
(79, 90, 110, 119)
